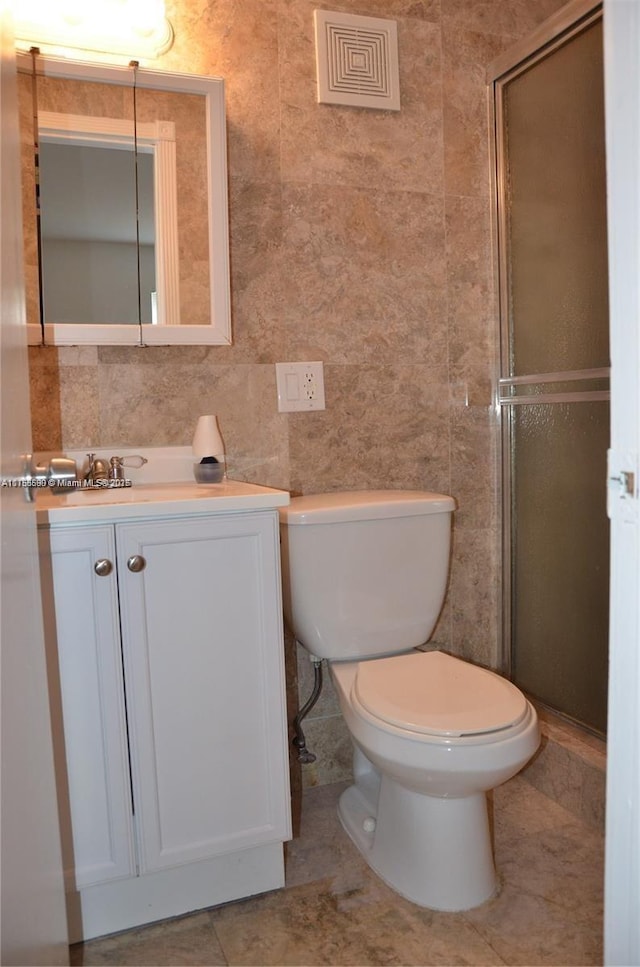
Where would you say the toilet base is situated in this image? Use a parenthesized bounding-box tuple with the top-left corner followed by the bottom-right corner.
(338, 776, 498, 912)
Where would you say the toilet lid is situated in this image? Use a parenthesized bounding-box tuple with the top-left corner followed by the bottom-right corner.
(353, 650, 528, 737)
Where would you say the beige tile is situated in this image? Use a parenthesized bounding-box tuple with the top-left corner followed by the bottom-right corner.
(467, 885, 602, 966)
(520, 723, 606, 833)
(162, 0, 282, 184)
(580, 763, 606, 831)
(299, 714, 353, 788)
(281, 183, 448, 366)
(522, 734, 585, 820)
(442, 0, 569, 37)
(450, 405, 497, 531)
(216, 368, 290, 490)
(288, 364, 451, 496)
(283, 183, 446, 284)
(179, 261, 211, 328)
(497, 826, 604, 929)
(537, 706, 607, 766)
(211, 871, 506, 967)
(470, 777, 604, 964)
(227, 179, 288, 363)
(59, 366, 102, 450)
(92, 362, 289, 487)
(449, 524, 499, 667)
(96, 361, 189, 446)
(283, 261, 448, 367)
(285, 781, 371, 892)
(442, 26, 511, 198)
(445, 194, 497, 405)
(427, 592, 453, 651)
(68, 777, 604, 966)
(28, 347, 63, 452)
(70, 910, 227, 966)
(300, 0, 442, 20)
(58, 347, 99, 367)
(96, 346, 213, 366)
(492, 773, 581, 840)
(279, 1, 444, 195)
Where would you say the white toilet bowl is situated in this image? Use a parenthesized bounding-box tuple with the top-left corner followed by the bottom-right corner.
(330, 651, 539, 911)
(278, 491, 540, 912)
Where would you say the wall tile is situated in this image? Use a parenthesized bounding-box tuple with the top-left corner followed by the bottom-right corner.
(450, 404, 497, 531)
(442, 25, 512, 198)
(288, 364, 451, 496)
(282, 182, 447, 366)
(29, 348, 62, 451)
(164, 0, 282, 185)
(442, 0, 569, 37)
(449, 524, 499, 666)
(226, 180, 288, 363)
(299, 715, 353, 788)
(446, 192, 496, 404)
(279, 1, 444, 194)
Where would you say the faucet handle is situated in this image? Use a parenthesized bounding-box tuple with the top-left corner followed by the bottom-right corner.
(119, 455, 148, 469)
(107, 454, 148, 481)
(109, 456, 125, 480)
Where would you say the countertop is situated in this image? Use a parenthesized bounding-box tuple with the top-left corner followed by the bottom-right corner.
(36, 479, 290, 526)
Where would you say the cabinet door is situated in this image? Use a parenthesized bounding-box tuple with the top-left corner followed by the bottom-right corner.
(39, 526, 136, 888)
(116, 512, 291, 874)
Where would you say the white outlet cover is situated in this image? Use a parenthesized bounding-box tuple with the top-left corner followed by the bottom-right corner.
(276, 361, 326, 412)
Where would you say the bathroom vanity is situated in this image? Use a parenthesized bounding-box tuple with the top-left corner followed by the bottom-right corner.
(36, 478, 291, 942)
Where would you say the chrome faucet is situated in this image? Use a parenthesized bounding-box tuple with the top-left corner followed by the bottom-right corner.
(84, 453, 108, 483)
(84, 453, 148, 484)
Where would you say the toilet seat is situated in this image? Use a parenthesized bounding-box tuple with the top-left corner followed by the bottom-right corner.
(352, 650, 528, 737)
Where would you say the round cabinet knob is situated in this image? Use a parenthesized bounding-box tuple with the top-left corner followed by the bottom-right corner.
(127, 554, 146, 573)
(94, 559, 113, 577)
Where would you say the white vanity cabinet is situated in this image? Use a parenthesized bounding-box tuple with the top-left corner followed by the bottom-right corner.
(39, 500, 291, 942)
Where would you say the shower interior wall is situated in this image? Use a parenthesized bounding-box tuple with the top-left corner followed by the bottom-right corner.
(27, 0, 569, 787)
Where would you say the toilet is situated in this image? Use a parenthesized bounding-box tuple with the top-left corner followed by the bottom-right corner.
(279, 490, 540, 912)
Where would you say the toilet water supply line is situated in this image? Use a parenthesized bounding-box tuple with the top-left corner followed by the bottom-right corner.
(292, 652, 324, 764)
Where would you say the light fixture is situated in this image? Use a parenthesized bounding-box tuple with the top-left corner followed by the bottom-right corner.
(13, 0, 174, 63)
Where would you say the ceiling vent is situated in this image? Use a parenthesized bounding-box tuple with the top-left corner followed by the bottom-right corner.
(313, 10, 400, 112)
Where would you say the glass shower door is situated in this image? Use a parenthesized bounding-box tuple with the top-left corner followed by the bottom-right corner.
(494, 10, 609, 734)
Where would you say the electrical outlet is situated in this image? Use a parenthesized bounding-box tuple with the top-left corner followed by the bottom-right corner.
(276, 361, 326, 412)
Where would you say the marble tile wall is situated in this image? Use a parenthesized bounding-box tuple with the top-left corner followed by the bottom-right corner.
(27, 0, 568, 787)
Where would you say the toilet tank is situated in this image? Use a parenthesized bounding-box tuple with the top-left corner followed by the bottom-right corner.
(279, 491, 455, 661)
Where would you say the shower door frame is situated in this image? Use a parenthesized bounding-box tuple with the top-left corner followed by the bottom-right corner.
(487, 0, 606, 682)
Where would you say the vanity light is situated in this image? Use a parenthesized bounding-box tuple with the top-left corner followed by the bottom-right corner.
(13, 0, 174, 63)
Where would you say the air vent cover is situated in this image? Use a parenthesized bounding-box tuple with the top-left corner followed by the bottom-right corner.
(314, 10, 400, 112)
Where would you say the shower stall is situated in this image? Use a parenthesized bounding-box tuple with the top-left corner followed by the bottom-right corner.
(490, 2, 609, 735)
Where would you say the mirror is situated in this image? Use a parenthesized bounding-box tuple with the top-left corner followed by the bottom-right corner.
(17, 54, 231, 346)
(38, 115, 160, 326)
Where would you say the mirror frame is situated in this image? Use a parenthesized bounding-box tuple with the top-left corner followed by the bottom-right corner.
(17, 53, 232, 346)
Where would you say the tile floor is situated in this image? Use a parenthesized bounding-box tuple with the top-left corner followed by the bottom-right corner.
(70, 776, 604, 966)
